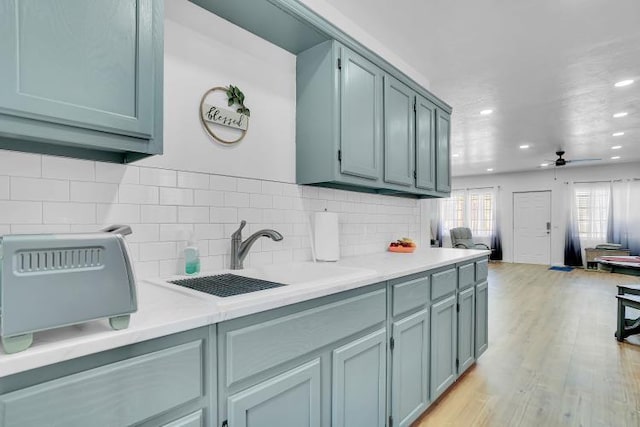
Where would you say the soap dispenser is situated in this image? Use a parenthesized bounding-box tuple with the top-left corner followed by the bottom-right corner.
(184, 232, 200, 275)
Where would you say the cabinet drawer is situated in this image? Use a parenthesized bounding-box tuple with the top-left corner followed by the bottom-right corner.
(225, 289, 386, 386)
(431, 268, 457, 301)
(458, 263, 475, 289)
(0, 341, 203, 427)
(476, 259, 489, 281)
(392, 276, 429, 317)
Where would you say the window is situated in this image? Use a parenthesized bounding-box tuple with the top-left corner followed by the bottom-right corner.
(440, 189, 495, 237)
(574, 184, 610, 240)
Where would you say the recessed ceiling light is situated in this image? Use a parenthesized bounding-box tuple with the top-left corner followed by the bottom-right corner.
(612, 145, 622, 150)
(452, 153, 460, 158)
(519, 144, 530, 149)
(540, 163, 549, 167)
(613, 132, 625, 137)
(486, 168, 494, 172)
(480, 109, 493, 116)
(614, 79, 634, 87)
(613, 112, 628, 118)
(611, 156, 621, 160)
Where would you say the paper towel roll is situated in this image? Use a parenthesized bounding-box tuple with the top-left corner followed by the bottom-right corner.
(313, 211, 340, 261)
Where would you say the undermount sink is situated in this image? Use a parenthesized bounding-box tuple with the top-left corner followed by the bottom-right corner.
(169, 274, 286, 298)
(235, 262, 378, 287)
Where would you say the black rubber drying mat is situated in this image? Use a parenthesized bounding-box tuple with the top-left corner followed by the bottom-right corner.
(169, 274, 286, 297)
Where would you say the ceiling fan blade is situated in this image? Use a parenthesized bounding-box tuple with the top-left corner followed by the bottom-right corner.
(565, 158, 601, 163)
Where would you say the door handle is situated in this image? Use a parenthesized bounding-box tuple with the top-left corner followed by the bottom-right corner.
(546, 222, 551, 234)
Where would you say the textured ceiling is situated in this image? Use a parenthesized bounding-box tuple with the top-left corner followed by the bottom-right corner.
(325, 0, 640, 176)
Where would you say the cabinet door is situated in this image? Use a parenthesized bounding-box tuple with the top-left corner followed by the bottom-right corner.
(339, 47, 383, 181)
(332, 329, 386, 427)
(435, 109, 451, 193)
(415, 95, 437, 191)
(162, 410, 203, 427)
(430, 294, 457, 400)
(391, 309, 429, 427)
(383, 75, 414, 187)
(457, 286, 475, 374)
(475, 281, 489, 358)
(0, 0, 155, 139)
(228, 359, 321, 427)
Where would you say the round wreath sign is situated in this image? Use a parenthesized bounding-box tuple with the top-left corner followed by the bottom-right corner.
(199, 85, 250, 144)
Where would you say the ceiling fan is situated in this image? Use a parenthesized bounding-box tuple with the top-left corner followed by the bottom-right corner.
(547, 150, 601, 167)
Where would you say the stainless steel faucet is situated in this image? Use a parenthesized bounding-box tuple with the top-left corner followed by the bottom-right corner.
(230, 220, 283, 269)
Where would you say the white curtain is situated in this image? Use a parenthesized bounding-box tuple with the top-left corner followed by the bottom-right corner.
(573, 182, 611, 267)
(609, 180, 640, 255)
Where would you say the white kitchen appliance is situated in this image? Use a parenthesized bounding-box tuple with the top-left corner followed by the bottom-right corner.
(0, 225, 137, 354)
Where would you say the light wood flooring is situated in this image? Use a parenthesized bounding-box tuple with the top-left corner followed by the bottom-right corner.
(415, 262, 640, 427)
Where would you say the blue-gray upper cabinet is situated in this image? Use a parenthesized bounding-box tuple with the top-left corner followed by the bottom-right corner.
(415, 95, 437, 192)
(0, 0, 163, 163)
(435, 109, 451, 193)
(297, 40, 383, 190)
(383, 75, 415, 188)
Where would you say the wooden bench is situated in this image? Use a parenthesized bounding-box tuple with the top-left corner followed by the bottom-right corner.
(615, 284, 640, 342)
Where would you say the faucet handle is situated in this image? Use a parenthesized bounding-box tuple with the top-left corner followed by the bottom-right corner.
(232, 220, 247, 239)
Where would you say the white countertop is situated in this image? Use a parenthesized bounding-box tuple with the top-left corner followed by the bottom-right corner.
(0, 248, 489, 378)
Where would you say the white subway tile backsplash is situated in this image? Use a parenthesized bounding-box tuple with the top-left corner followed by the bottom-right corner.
(95, 163, 139, 184)
(70, 181, 118, 203)
(119, 184, 159, 205)
(139, 241, 177, 261)
(160, 187, 194, 206)
(0, 151, 422, 278)
(127, 224, 160, 243)
(224, 191, 250, 208)
(97, 203, 140, 225)
(43, 202, 95, 224)
(140, 168, 177, 187)
(194, 190, 224, 206)
(261, 180, 284, 196)
(11, 224, 71, 234)
(194, 223, 224, 239)
(210, 207, 238, 224)
(11, 177, 68, 201)
(0, 151, 41, 177)
(237, 208, 263, 223)
(236, 177, 262, 193)
(141, 205, 177, 223)
(160, 223, 193, 241)
(42, 157, 94, 181)
(178, 206, 209, 223)
(250, 193, 273, 209)
(177, 171, 209, 189)
(0, 176, 9, 200)
(210, 175, 237, 191)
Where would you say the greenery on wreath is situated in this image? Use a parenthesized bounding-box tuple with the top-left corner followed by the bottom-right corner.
(226, 85, 250, 117)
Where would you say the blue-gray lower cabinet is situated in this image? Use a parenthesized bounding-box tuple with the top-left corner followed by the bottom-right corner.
(457, 286, 476, 374)
(430, 294, 457, 400)
(163, 410, 204, 427)
(0, 0, 163, 163)
(391, 308, 430, 427)
(0, 327, 212, 427)
(228, 359, 321, 427)
(475, 280, 489, 358)
(332, 328, 386, 427)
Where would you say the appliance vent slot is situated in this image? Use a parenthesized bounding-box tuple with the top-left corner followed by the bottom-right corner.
(15, 247, 104, 273)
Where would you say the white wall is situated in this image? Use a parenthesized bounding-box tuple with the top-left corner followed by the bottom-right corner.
(450, 161, 640, 265)
(0, 0, 425, 279)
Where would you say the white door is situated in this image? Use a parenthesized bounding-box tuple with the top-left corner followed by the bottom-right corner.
(513, 191, 551, 264)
